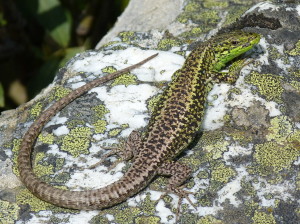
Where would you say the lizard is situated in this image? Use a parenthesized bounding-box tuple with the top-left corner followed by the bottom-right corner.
(18, 31, 260, 214)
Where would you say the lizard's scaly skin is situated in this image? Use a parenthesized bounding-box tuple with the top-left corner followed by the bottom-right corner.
(18, 31, 260, 210)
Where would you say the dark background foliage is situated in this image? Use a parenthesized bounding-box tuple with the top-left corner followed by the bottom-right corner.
(0, 0, 128, 111)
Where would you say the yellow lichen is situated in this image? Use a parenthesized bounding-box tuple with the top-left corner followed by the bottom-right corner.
(17, 188, 53, 212)
(93, 120, 107, 134)
(111, 74, 137, 87)
(11, 139, 22, 176)
(197, 215, 224, 224)
(252, 211, 276, 224)
(33, 152, 54, 177)
(30, 102, 43, 118)
(92, 104, 109, 118)
(211, 163, 236, 183)
(135, 216, 161, 224)
(254, 141, 299, 174)
(109, 128, 122, 137)
(266, 116, 293, 143)
(157, 39, 181, 51)
(50, 86, 71, 101)
(0, 200, 19, 224)
(288, 40, 300, 56)
(61, 127, 92, 157)
(38, 133, 54, 145)
(245, 72, 284, 103)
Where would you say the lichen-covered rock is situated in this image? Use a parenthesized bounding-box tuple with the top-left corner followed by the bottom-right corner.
(0, 1, 299, 224)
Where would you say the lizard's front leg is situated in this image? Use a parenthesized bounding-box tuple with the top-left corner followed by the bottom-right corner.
(89, 130, 142, 169)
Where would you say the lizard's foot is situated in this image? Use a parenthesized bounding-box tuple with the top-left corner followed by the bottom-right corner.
(159, 185, 196, 223)
(157, 160, 196, 222)
(88, 130, 141, 170)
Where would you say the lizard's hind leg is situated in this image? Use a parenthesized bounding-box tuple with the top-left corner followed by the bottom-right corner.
(89, 130, 142, 170)
(157, 161, 196, 222)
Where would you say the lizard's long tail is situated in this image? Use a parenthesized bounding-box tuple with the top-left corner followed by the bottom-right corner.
(18, 53, 158, 209)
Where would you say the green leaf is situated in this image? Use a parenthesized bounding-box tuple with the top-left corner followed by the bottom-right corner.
(16, 0, 72, 47)
(0, 83, 4, 107)
(59, 46, 85, 67)
(36, 0, 72, 47)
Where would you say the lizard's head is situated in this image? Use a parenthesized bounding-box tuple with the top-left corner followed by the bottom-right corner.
(211, 31, 260, 71)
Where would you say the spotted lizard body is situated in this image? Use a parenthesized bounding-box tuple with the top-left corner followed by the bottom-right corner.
(18, 31, 260, 211)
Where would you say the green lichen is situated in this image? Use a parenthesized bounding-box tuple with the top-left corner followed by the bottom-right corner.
(30, 102, 43, 118)
(290, 80, 300, 91)
(17, 188, 54, 212)
(50, 86, 71, 101)
(66, 119, 86, 129)
(135, 216, 161, 224)
(93, 119, 107, 134)
(33, 152, 54, 178)
(114, 206, 141, 224)
(197, 215, 223, 224)
(253, 141, 299, 175)
(140, 193, 156, 215)
(61, 127, 92, 157)
(102, 66, 117, 74)
(118, 31, 136, 43)
(11, 139, 21, 175)
(147, 94, 162, 113)
(109, 128, 122, 137)
(38, 133, 54, 145)
(157, 39, 181, 51)
(224, 6, 249, 25)
(203, 1, 228, 8)
(0, 200, 19, 224)
(200, 132, 229, 160)
(252, 211, 276, 224)
(111, 74, 137, 87)
(245, 72, 284, 103)
(266, 116, 293, 143)
(92, 104, 110, 118)
(288, 39, 300, 56)
(211, 163, 236, 183)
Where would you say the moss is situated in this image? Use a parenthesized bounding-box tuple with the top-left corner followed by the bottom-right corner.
(93, 119, 107, 134)
(252, 211, 276, 224)
(288, 40, 300, 56)
(245, 72, 284, 103)
(197, 215, 223, 224)
(0, 200, 19, 224)
(30, 102, 43, 118)
(211, 163, 236, 183)
(61, 127, 92, 157)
